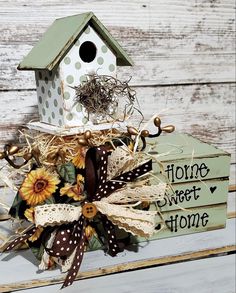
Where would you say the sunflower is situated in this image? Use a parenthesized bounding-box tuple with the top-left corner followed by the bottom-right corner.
(19, 168, 60, 206)
(72, 147, 86, 169)
(24, 207, 35, 222)
(60, 174, 85, 201)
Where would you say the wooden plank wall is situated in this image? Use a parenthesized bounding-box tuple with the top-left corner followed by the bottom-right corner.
(0, 1, 235, 292)
(0, 0, 235, 159)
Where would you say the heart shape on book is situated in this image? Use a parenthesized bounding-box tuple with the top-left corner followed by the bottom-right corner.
(210, 186, 217, 194)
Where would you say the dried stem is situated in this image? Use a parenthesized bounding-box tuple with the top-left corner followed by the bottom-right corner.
(73, 74, 136, 119)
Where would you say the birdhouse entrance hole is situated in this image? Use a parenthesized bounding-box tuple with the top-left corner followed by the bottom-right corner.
(79, 41, 97, 63)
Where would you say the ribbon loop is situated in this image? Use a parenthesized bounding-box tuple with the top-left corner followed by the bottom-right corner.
(45, 224, 77, 258)
(85, 146, 109, 201)
(4, 144, 166, 290)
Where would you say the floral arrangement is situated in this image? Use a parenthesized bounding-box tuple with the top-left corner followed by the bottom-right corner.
(0, 118, 174, 289)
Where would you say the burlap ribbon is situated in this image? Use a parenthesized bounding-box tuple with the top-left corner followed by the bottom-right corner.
(4, 146, 166, 289)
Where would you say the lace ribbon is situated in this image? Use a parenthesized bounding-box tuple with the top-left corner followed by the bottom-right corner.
(4, 145, 166, 289)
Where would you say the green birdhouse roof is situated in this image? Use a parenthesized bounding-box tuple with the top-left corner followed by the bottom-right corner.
(18, 12, 133, 71)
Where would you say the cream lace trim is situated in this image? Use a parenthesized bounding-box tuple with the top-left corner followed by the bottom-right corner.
(39, 231, 56, 270)
(107, 146, 146, 180)
(94, 201, 156, 237)
(107, 216, 155, 238)
(34, 204, 82, 227)
(104, 183, 166, 204)
(54, 249, 77, 273)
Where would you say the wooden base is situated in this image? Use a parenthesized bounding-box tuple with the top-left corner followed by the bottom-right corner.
(0, 217, 235, 292)
(27, 121, 127, 136)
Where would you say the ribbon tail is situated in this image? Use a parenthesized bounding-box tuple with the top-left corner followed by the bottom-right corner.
(108, 215, 156, 238)
(3, 226, 36, 252)
(95, 201, 156, 238)
(61, 217, 86, 289)
(101, 215, 120, 256)
(39, 230, 57, 270)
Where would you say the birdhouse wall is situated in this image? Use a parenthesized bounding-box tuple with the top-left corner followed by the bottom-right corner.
(59, 24, 117, 127)
(35, 24, 117, 129)
(35, 69, 64, 127)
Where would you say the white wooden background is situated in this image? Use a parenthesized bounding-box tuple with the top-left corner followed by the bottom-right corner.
(0, 1, 235, 292)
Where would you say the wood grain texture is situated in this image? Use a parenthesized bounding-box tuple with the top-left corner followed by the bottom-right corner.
(0, 83, 234, 159)
(0, 0, 235, 157)
(0, 46, 235, 90)
(0, 0, 235, 89)
(158, 179, 229, 212)
(14, 254, 236, 293)
(0, 2, 235, 290)
(1, 247, 235, 292)
(14, 255, 236, 293)
(0, 217, 235, 291)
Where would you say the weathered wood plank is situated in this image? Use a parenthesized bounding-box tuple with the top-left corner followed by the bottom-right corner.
(148, 203, 228, 241)
(1, 0, 234, 41)
(0, 83, 234, 160)
(0, 1, 234, 291)
(227, 191, 236, 219)
(159, 179, 229, 212)
(0, 0, 234, 40)
(0, 217, 235, 292)
(0, 46, 234, 90)
(15, 254, 236, 293)
(151, 133, 231, 183)
(0, 0, 235, 89)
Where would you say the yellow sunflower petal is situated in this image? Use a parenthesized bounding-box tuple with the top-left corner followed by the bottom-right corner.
(77, 174, 84, 183)
(28, 227, 44, 242)
(85, 225, 96, 240)
(19, 168, 60, 206)
(72, 147, 86, 169)
(60, 183, 84, 201)
(60, 183, 71, 196)
(24, 207, 35, 222)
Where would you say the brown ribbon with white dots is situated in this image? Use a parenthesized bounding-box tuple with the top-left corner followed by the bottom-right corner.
(4, 145, 152, 289)
(3, 226, 36, 252)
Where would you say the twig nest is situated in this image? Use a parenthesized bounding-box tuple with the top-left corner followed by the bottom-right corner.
(73, 74, 135, 120)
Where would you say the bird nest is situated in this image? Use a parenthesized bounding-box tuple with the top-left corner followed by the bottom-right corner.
(73, 74, 136, 120)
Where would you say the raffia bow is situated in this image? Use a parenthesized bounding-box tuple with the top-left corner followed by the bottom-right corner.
(4, 145, 166, 289)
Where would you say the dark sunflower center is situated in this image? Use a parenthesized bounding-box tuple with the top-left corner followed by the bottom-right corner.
(34, 179, 48, 193)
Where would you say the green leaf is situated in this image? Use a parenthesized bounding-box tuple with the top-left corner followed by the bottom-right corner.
(9, 191, 27, 219)
(30, 244, 45, 261)
(57, 162, 76, 184)
(44, 196, 55, 204)
(88, 234, 103, 251)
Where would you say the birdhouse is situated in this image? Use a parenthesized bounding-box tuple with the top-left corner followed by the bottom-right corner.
(18, 12, 133, 135)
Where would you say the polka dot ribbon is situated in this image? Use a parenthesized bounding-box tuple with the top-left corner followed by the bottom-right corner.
(3, 226, 36, 252)
(4, 145, 152, 289)
(60, 217, 86, 289)
(85, 146, 152, 257)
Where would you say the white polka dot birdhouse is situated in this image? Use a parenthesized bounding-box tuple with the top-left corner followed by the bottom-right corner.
(18, 12, 133, 135)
